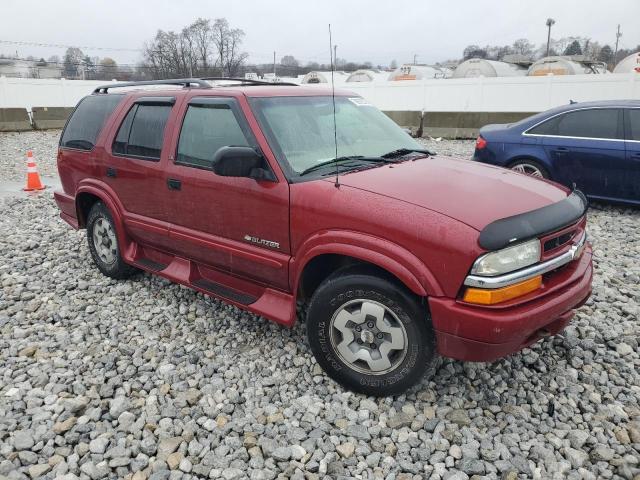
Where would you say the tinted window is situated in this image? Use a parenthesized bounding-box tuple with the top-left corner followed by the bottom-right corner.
(112, 106, 136, 155)
(627, 109, 640, 141)
(176, 103, 250, 168)
(112, 104, 172, 160)
(61, 95, 123, 150)
(529, 108, 621, 139)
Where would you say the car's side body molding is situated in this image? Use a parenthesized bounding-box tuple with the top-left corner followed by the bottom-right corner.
(478, 190, 588, 250)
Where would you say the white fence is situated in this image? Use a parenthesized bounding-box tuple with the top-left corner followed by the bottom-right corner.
(0, 77, 113, 110)
(1, 74, 639, 113)
(342, 73, 640, 112)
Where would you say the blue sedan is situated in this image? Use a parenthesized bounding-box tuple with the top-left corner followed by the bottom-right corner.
(472, 100, 640, 206)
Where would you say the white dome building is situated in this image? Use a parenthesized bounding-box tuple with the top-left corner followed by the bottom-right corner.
(528, 56, 607, 76)
(613, 52, 640, 74)
(452, 59, 527, 78)
(345, 69, 388, 82)
(300, 71, 348, 85)
(387, 64, 452, 81)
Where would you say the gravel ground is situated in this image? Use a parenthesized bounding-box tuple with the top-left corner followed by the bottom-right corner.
(0, 132, 639, 480)
(0, 131, 61, 182)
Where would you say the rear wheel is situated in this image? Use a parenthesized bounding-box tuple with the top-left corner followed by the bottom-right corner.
(306, 268, 437, 396)
(509, 159, 549, 179)
(87, 202, 137, 279)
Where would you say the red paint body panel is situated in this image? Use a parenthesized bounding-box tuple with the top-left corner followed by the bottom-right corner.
(54, 84, 594, 365)
(335, 156, 569, 230)
(431, 246, 592, 361)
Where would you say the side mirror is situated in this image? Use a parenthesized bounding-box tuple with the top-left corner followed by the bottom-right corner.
(211, 146, 276, 182)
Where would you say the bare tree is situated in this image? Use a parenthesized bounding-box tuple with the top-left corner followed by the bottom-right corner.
(512, 39, 535, 58)
(189, 18, 214, 75)
(211, 18, 248, 77)
(142, 17, 248, 79)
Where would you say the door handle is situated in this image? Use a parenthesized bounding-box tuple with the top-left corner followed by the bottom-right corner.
(554, 147, 569, 152)
(631, 152, 640, 159)
(106, 167, 117, 178)
(167, 178, 181, 190)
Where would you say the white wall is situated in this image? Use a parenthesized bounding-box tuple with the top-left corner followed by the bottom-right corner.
(1, 74, 639, 113)
(0, 77, 113, 110)
(339, 73, 640, 112)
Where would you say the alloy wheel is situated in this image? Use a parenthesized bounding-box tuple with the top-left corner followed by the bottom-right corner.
(329, 299, 408, 375)
(92, 218, 118, 265)
(511, 163, 544, 178)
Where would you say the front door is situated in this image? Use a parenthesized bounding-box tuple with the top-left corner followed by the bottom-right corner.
(163, 96, 291, 290)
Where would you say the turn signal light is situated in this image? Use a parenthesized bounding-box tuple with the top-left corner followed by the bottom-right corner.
(463, 276, 542, 305)
(475, 136, 487, 150)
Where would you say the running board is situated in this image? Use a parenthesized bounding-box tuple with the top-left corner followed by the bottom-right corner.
(125, 243, 297, 327)
(135, 258, 168, 272)
(192, 278, 258, 305)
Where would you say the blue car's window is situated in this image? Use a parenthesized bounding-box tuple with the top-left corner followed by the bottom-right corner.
(627, 109, 640, 141)
(529, 108, 621, 140)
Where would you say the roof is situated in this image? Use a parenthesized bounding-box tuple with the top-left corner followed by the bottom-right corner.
(552, 99, 640, 110)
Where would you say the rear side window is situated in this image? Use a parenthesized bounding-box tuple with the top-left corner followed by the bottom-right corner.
(626, 109, 640, 141)
(112, 104, 172, 160)
(60, 95, 123, 150)
(176, 102, 250, 169)
(528, 108, 622, 139)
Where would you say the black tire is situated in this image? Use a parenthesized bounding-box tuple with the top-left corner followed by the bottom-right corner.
(86, 202, 137, 279)
(306, 267, 437, 396)
(509, 158, 550, 179)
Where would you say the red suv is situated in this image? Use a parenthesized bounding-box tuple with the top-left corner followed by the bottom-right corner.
(54, 78, 593, 395)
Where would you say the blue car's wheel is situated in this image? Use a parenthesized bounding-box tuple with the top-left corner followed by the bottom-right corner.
(509, 159, 549, 179)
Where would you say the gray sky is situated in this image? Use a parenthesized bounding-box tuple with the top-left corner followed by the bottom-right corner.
(2, 0, 638, 66)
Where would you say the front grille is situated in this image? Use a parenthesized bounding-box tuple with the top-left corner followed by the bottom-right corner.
(544, 230, 576, 253)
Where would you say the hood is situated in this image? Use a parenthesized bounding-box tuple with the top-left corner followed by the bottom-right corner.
(336, 156, 569, 231)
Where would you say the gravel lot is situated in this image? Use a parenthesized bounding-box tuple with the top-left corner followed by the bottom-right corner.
(1, 131, 639, 480)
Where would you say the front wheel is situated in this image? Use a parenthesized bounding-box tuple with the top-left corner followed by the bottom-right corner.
(306, 268, 437, 396)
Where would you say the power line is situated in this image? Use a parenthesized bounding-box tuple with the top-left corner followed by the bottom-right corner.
(0, 39, 142, 52)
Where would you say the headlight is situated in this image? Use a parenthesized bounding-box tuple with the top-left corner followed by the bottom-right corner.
(471, 239, 541, 276)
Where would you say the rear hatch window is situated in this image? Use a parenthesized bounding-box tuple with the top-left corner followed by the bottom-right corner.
(60, 95, 124, 151)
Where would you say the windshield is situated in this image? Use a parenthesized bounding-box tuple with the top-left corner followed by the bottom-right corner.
(251, 96, 422, 177)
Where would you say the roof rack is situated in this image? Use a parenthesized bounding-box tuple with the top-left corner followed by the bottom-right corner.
(93, 78, 212, 94)
(93, 77, 299, 94)
(201, 77, 299, 86)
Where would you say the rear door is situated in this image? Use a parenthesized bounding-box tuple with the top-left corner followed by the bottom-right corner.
(532, 108, 625, 197)
(163, 95, 291, 289)
(622, 108, 640, 203)
(103, 96, 178, 248)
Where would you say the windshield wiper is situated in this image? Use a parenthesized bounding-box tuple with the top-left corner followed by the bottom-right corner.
(381, 148, 435, 159)
(299, 155, 393, 176)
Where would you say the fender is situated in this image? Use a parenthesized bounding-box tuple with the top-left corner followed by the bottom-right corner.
(291, 229, 444, 298)
(75, 180, 133, 259)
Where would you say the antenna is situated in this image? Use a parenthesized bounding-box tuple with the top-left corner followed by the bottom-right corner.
(329, 24, 339, 188)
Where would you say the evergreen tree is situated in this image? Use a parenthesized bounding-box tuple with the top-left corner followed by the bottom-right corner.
(564, 40, 582, 56)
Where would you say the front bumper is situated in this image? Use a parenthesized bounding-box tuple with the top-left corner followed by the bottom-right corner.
(429, 243, 593, 362)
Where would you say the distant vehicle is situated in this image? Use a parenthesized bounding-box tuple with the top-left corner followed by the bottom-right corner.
(54, 78, 592, 396)
(473, 100, 640, 206)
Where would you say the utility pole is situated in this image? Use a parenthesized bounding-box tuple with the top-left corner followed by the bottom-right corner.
(614, 24, 622, 63)
(333, 45, 337, 68)
(546, 18, 556, 57)
(413, 54, 418, 65)
(273, 51, 276, 76)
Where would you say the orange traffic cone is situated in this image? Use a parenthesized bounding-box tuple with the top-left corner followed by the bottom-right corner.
(24, 151, 45, 191)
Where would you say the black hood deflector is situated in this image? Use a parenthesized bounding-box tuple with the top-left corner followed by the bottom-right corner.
(478, 190, 588, 251)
